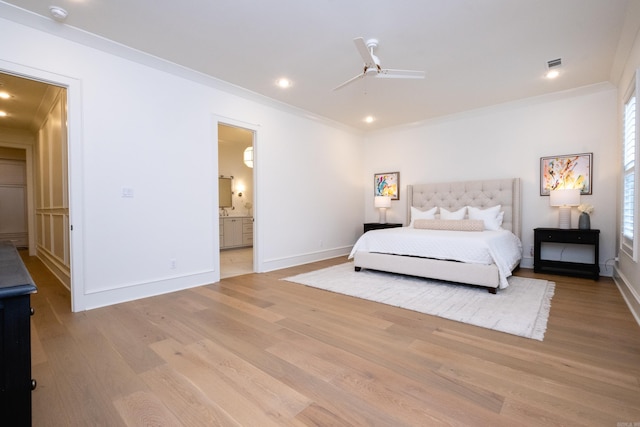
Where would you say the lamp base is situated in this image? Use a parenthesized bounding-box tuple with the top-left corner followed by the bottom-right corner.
(558, 206, 571, 229)
(378, 208, 387, 224)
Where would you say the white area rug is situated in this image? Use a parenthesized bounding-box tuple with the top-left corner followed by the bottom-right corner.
(283, 263, 555, 341)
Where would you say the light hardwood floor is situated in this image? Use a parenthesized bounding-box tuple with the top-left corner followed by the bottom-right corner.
(220, 247, 253, 278)
(22, 253, 640, 426)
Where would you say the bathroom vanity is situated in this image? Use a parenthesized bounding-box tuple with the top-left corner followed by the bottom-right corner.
(220, 216, 253, 249)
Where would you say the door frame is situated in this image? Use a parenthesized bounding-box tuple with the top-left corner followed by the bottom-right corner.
(214, 115, 259, 278)
(0, 60, 84, 312)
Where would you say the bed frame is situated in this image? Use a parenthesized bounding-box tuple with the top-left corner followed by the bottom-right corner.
(353, 178, 521, 293)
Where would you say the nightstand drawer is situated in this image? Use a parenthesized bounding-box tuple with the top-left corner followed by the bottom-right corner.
(537, 229, 598, 244)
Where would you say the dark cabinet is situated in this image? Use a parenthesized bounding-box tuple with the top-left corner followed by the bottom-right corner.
(363, 223, 403, 233)
(0, 241, 37, 426)
(533, 228, 600, 280)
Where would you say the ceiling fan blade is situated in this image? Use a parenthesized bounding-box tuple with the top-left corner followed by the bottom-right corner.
(332, 73, 365, 91)
(353, 37, 376, 69)
(376, 69, 426, 79)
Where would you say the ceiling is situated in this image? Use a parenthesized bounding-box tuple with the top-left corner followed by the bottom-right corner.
(0, 0, 635, 132)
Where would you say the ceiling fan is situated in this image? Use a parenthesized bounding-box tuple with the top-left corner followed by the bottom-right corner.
(333, 37, 425, 91)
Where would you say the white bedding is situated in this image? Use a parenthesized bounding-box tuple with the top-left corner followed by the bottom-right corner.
(349, 227, 523, 288)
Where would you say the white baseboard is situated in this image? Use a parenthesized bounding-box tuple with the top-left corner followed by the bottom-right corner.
(520, 257, 534, 269)
(519, 256, 612, 277)
(37, 246, 71, 290)
(613, 267, 640, 327)
(81, 270, 217, 311)
(261, 246, 351, 272)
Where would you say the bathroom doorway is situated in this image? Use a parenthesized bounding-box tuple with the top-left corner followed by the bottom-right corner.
(218, 122, 255, 278)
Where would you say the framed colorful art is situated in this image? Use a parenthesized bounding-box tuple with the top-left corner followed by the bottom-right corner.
(540, 153, 592, 195)
(374, 172, 400, 200)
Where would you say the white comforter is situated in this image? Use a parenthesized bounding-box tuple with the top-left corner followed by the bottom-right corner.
(349, 227, 522, 288)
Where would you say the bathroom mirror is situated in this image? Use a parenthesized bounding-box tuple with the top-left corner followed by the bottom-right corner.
(218, 176, 232, 208)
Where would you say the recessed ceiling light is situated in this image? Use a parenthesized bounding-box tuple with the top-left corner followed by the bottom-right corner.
(276, 78, 292, 88)
(0, 111, 7, 117)
(49, 6, 68, 22)
(0, 91, 10, 99)
(364, 116, 375, 124)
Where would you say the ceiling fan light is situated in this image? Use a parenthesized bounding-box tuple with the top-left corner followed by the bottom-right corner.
(333, 37, 425, 91)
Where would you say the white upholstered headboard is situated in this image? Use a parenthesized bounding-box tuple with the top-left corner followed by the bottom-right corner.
(406, 178, 521, 238)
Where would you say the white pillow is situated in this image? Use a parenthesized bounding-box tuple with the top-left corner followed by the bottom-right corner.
(409, 206, 437, 227)
(467, 205, 503, 230)
(439, 206, 466, 220)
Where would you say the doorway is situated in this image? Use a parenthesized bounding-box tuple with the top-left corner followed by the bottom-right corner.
(218, 122, 255, 278)
(0, 70, 72, 300)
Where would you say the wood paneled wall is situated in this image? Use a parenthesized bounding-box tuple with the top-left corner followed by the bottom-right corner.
(0, 158, 27, 246)
(35, 88, 70, 288)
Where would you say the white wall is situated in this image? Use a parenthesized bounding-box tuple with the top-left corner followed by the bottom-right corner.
(0, 15, 363, 310)
(364, 84, 618, 273)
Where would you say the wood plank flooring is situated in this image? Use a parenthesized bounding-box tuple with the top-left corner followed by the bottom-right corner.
(21, 253, 640, 426)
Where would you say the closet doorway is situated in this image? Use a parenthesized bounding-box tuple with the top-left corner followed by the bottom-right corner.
(218, 122, 255, 278)
(0, 71, 72, 293)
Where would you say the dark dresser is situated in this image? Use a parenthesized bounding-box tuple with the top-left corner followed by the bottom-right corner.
(0, 241, 37, 426)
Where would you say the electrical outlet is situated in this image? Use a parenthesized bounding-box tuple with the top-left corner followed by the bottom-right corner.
(170, 259, 176, 269)
(529, 245, 534, 257)
(121, 187, 134, 198)
(319, 240, 323, 248)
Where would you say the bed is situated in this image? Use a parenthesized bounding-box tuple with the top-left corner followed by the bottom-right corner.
(349, 178, 522, 293)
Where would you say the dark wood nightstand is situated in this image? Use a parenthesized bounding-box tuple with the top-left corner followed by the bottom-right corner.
(363, 223, 403, 233)
(534, 228, 600, 280)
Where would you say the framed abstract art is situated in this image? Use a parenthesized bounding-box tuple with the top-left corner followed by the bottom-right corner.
(540, 153, 592, 195)
(374, 172, 399, 200)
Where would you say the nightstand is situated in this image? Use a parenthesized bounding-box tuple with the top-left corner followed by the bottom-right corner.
(363, 223, 403, 233)
(533, 228, 600, 280)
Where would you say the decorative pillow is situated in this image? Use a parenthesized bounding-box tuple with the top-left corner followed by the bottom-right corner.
(413, 219, 484, 231)
(467, 205, 503, 231)
(439, 206, 466, 220)
(409, 206, 437, 227)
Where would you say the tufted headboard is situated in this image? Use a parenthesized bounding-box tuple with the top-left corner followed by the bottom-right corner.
(406, 178, 521, 238)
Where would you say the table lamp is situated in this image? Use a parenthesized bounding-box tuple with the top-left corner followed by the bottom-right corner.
(550, 189, 580, 229)
(374, 196, 392, 224)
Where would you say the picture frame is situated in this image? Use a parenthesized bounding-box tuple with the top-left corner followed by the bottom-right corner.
(540, 152, 592, 196)
(374, 172, 400, 200)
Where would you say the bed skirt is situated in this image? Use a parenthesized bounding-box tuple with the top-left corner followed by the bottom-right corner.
(353, 251, 500, 292)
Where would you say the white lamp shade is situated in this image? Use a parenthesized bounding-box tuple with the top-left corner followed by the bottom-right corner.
(374, 196, 391, 208)
(550, 189, 580, 207)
